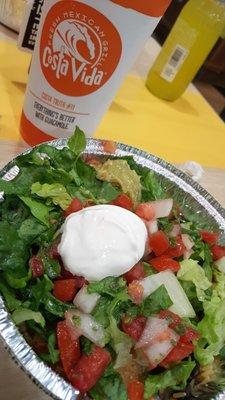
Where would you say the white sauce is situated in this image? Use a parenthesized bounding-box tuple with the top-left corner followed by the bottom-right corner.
(58, 205, 147, 281)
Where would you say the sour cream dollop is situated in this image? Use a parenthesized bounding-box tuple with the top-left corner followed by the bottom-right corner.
(58, 205, 148, 281)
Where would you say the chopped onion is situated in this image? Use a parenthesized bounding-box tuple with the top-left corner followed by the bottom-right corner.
(73, 285, 100, 314)
(182, 234, 194, 251)
(136, 316, 179, 368)
(183, 249, 193, 260)
(135, 317, 169, 349)
(145, 219, 158, 235)
(144, 332, 178, 368)
(65, 310, 106, 347)
(139, 271, 196, 318)
(150, 199, 173, 219)
(215, 256, 225, 274)
(169, 224, 181, 238)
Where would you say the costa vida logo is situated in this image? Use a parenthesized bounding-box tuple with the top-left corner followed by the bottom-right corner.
(40, 1, 122, 96)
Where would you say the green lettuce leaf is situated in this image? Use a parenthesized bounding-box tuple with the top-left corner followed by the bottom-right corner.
(40, 332, 59, 364)
(108, 291, 133, 369)
(195, 272, 225, 365)
(139, 285, 173, 317)
(144, 360, 196, 398)
(0, 221, 29, 275)
(0, 195, 29, 227)
(0, 278, 22, 311)
(44, 293, 69, 317)
(41, 255, 61, 280)
(31, 182, 71, 210)
(18, 217, 48, 242)
(88, 277, 127, 297)
(12, 308, 45, 327)
(177, 259, 212, 302)
(92, 296, 111, 328)
(18, 145, 76, 172)
(109, 312, 133, 369)
(19, 196, 51, 226)
(4, 269, 31, 289)
(89, 364, 127, 400)
(80, 336, 93, 355)
(68, 126, 86, 156)
(120, 156, 166, 202)
(141, 170, 166, 202)
(29, 275, 53, 310)
(0, 166, 48, 196)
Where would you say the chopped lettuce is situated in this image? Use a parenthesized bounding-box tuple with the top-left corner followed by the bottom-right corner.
(44, 293, 69, 317)
(68, 126, 86, 156)
(40, 332, 59, 364)
(89, 364, 128, 400)
(139, 285, 173, 317)
(19, 196, 51, 226)
(108, 291, 133, 369)
(88, 277, 127, 297)
(96, 159, 141, 207)
(18, 217, 48, 242)
(144, 360, 196, 398)
(0, 221, 29, 275)
(4, 269, 31, 289)
(141, 170, 166, 201)
(178, 259, 212, 302)
(0, 279, 22, 311)
(12, 308, 45, 327)
(31, 182, 72, 210)
(195, 272, 225, 365)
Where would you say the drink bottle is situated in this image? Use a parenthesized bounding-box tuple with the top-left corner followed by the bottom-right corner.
(146, 0, 225, 101)
(20, 0, 171, 145)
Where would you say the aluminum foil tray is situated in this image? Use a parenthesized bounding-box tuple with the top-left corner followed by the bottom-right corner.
(0, 138, 225, 400)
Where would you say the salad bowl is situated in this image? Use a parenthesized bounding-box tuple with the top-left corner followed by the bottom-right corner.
(0, 136, 225, 400)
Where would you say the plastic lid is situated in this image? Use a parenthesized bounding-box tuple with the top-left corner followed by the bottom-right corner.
(111, 0, 172, 17)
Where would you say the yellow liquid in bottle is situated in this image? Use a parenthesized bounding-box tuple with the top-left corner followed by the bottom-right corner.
(146, 0, 225, 101)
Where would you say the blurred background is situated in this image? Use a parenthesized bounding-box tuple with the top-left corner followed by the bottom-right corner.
(1, 0, 224, 121)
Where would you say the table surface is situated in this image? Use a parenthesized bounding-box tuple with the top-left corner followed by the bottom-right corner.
(0, 23, 225, 400)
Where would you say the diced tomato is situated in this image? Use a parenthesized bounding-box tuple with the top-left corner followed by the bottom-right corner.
(181, 326, 200, 343)
(122, 316, 147, 341)
(163, 237, 185, 258)
(29, 255, 44, 278)
(200, 230, 219, 245)
(68, 346, 111, 392)
(64, 198, 83, 218)
(135, 203, 155, 221)
(160, 340, 194, 368)
(124, 262, 146, 283)
(57, 321, 81, 376)
(48, 242, 60, 259)
(159, 310, 181, 329)
(127, 380, 144, 400)
(159, 311, 200, 344)
(211, 244, 225, 261)
(53, 279, 78, 302)
(102, 140, 117, 153)
(149, 231, 169, 256)
(128, 281, 144, 305)
(112, 194, 133, 211)
(74, 275, 87, 289)
(150, 255, 180, 273)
